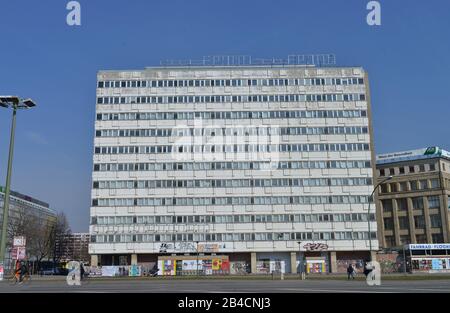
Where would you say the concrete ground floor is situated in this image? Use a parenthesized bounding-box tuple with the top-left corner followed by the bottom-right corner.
(90, 250, 376, 274)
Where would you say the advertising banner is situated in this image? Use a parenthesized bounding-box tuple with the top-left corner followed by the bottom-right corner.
(86, 266, 102, 277)
(182, 260, 197, 271)
(162, 260, 176, 275)
(221, 260, 230, 272)
(269, 261, 285, 274)
(306, 260, 326, 273)
(256, 261, 270, 274)
(432, 259, 443, 270)
(212, 259, 222, 271)
(129, 265, 141, 277)
(101, 266, 118, 277)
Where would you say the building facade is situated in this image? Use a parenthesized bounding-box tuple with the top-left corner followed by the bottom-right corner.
(0, 187, 57, 270)
(90, 58, 377, 273)
(376, 147, 450, 249)
(56, 233, 90, 263)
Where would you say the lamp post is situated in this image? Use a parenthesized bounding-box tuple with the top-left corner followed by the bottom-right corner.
(0, 96, 36, 273)
(195, 240, 199, 276)
(297, 241, 303, 279)
(368, 175, 393, 261)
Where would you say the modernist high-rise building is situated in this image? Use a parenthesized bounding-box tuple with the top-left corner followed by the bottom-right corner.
(89, 56, 377, 274)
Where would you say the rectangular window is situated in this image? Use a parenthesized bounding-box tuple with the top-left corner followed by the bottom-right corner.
(397, 198, 408, 211)
(398, 217, 409, 230)
(416, 235, 427, 244)
(419, 180, 428, 190)
(432, 234, 444, 243)
(414, 215, 425, 229)
(400, 235, 411, 245)
(430, 179, 440, 189)
(383, 218, 393, 230)
(390, 183, 398, 193)
(382, 199, 393, 212)
(430, 215, 442, 228)
(428, 196, 440, 209)
(412, 197, 424, 210)
(385, 236, 396, 248)
(399, 181, 408, 192)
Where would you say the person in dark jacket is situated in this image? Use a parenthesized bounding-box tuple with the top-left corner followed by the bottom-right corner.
(79, 262, 85, 280)
(15, 261, 29, 283)
(347, 264, 355, 280)
(363, 261, 372, 277)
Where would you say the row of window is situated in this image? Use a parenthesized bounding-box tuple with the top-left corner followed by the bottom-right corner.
(92, 195, 370, 207)
(379, 163, 436, 176)
(96, 126, 369, 138)
(97, 93, 366, 105)
(94, 143, 370, 155)
(97, 77, 364, 89)
(93, 177, 372, 190)
(92, 213, 376, 225)
(91, 230, 376, 244)
(381, 196, 441, 212)
(385, 234, 444, 247)
(93, 160, 371, 172)
(380, 179, 441, 194)
(96, 109, 367, 121)
(384, 214, 443, 231)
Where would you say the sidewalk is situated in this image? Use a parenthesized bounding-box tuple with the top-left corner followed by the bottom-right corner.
(6, 272, 449, 282)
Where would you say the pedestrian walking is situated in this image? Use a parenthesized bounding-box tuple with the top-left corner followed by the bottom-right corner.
(347, 263, 355, 280)
(363, 261, 372, 278)
(80, 262, 85, 281)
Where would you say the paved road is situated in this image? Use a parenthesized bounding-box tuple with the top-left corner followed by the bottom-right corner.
(1, 278, 450, 293)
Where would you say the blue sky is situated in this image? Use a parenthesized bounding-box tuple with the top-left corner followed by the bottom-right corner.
(0, 0, 449, 232)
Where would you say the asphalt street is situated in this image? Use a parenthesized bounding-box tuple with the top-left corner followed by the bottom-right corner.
(0, 278, 449, 293)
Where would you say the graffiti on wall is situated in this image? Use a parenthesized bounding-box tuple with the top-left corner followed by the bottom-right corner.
(159, 242, 196, 253)
(303, 243, 328, 251)
(230, 261, 249, 274)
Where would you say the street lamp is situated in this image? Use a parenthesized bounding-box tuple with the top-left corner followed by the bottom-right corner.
(195, 240, 199, 276)
(367, 175, 393, 261)
(0, 96, 37, 272)
(297, 241, 303, 278)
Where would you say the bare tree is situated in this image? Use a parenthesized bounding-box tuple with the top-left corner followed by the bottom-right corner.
(50, 212, 72, 265)
(7, 207, 56, 272)
(28, 217, 55, 266)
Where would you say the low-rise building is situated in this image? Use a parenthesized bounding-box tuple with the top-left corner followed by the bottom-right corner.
(0, 187, 57, 271)
(375, 147, 450, 248)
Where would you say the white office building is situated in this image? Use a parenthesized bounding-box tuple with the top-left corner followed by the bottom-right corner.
(89, 56, 377, 274)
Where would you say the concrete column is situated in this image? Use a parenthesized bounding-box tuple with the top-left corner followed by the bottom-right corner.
(90, 254, 98, 266)
(329, 251, 337, 273)
(290, 252, 297, 274)
(250, 252, 257, 274)
(131, 254, 138, 265)
(423, 197, 433, 243)
(405, 198, 417, 244)
(370, 251, 377, 262)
